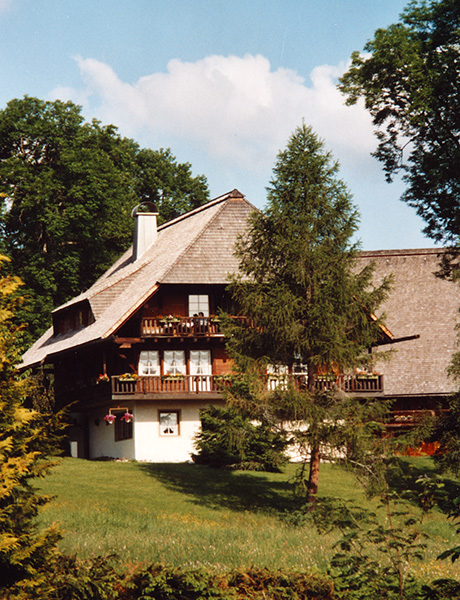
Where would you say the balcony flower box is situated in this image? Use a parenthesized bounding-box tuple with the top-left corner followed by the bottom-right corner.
(317, 374, 336, 382)
(159, 315, 181, 323)
(119, 373, 139, 382)
(162, 373, 185, 381)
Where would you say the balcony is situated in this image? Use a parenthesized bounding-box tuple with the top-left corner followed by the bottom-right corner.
(112, 374, 222, 398)
(112, 373, 384, 397)
(267, 374, 384, 394)
(141, 316, 222, 337)
(141, 316, 252, 338)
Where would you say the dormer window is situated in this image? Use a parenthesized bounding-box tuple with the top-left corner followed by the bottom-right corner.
(53, 300, 94, 335)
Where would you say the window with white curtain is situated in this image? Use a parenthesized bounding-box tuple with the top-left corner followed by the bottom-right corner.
(188, 294, 209, 317)
(163, 350, 186, 376)
(138, 350, 160, 375)
(190, 350, 211, 375)
(190, 350, 211, 391)
(159, 411, 179, 436)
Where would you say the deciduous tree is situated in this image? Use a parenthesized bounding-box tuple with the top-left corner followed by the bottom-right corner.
(339, 0, 460, 245)
(225, 123, 391, 508)
(0, 96, 209, 343)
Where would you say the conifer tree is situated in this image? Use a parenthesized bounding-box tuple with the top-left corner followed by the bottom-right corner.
(0, 256, 62, 598)
(226, 124, 391, 508)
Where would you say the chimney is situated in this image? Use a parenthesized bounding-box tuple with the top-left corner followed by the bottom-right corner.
(132, 202, 159, 261)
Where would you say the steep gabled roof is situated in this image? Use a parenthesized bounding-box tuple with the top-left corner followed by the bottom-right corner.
(21, 190, 255, 368)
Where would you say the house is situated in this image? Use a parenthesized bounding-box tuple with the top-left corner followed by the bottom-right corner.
(21, 190, 459, 461)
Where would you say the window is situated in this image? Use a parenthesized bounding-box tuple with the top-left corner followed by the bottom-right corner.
(163, 350, 186, 376)
(114, 412, 133, 441)
(190, 350, 211, 391)
(188, 294, 209, 317)
(159, 411, 179, 436)
(138, 350, 160, 375)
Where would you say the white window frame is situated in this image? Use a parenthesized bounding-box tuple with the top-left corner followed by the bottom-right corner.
(138, 350, 160, 375)
(163, 350, 186, 376)
(190, 350, 212, 391)
(159, 411, 180, 436)
(188, 294, 209, 317)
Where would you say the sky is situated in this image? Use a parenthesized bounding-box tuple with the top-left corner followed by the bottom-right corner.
(0, 0, 438, 250)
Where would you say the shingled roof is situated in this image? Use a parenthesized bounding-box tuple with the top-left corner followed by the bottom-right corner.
(21, 190, 255, 369)
(356, 248, 459, 398)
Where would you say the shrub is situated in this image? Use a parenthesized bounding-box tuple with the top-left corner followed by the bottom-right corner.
(125, 565, 336, 600)
(192, 405, 288, 472)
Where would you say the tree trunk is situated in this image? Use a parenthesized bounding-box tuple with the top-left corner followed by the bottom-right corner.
(306, 363, 320, 511)
(306, 442, 320, 511)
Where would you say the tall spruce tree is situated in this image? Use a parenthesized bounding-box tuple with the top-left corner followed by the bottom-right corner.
(226, 124, 391, 507)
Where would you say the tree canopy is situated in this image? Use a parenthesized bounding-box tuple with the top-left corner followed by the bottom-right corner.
(226, 123, 391, 506)
(339, 0, 460, 245)
(0, 96, 209, 343)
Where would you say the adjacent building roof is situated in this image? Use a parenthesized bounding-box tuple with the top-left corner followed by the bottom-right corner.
(21, 189, 255, 369)
(356, 248, 459, 398)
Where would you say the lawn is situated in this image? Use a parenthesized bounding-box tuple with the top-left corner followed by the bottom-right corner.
(36, 457, 460, 582)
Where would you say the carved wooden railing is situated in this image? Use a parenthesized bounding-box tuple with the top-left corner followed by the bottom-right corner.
(266, 374, 383, 394)
(112, 375, 220, 395)
(342, 374, 384, 394)
(112, 373, 384, 395)
(141, 316, 251, 337)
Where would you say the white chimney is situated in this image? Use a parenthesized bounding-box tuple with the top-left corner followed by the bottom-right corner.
(132, 202, 159, 261)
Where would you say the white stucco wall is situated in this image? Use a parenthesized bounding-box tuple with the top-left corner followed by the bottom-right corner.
(134, 400, 213, 462)
(88, 407, 135, 460)
(86, 399, 224, 462)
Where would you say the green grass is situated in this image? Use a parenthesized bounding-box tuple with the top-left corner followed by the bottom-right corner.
(36, 458, 460, 581)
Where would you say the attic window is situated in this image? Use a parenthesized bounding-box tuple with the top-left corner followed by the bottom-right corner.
(188, 294, 209, 317)
(53, 302, 94, 335)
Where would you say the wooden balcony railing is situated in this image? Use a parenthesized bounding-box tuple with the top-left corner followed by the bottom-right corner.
(112, 373, 384, 396)
(141, 316, 222, 337)
(141, 316, 252, 337)
(266, 374, 384, 394)
(112, 375, 221, 395)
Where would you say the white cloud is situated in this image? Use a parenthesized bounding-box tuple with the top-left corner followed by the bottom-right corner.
(51, 53, 375, 176)
(0, 0, 13, 13)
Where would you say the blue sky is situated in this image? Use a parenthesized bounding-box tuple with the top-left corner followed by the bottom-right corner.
(0, 0, 436, 250)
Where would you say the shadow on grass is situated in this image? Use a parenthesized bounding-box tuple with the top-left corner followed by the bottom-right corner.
(136, 462, 303, 517)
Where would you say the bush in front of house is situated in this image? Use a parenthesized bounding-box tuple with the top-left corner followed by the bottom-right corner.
(124, 565, 336, 600)
(192, 405, 288, 472)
